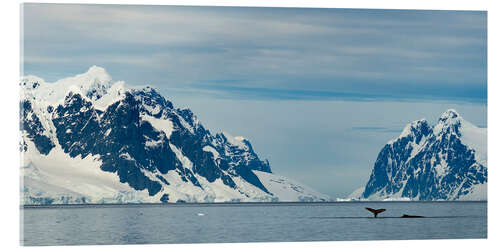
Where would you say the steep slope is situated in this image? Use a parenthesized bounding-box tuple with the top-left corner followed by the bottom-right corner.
(20, 66, 330, 204)
(349, 110, 487, 201)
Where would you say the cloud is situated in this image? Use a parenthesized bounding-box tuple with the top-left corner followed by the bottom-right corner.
(22, 4, 486, 103)
(351, 126, 402, 133)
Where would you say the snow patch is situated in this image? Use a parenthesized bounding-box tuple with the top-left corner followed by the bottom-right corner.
(460, 120, 487, 166)
(202, 145, 220, 159)
(141, 114, 174, 138)
(459, 183, 487, 201)
(144, 137, 163, 148)
(222, 132, 248, 150)
(104, 128, 112, 137)
(93, 81, 127, 111)
(169, 143, 193, 171)
(119, 152, 134, 161)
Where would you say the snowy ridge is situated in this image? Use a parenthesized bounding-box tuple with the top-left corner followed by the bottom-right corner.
(20, 66, 330, 204)
(21, 65, 113, 106)
(253, 171, 330, 202)
(389, 118, 428, 144)
(349, 109, 487, 201)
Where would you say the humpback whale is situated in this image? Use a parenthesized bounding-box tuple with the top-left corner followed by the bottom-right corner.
(365, 207, 386, 218)
(401, 214, 424, 218)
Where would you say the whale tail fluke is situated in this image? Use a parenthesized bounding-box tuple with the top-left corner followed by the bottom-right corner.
(365, 207, 386, 218)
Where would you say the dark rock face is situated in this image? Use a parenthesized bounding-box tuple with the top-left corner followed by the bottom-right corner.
(361, 112, 487, 200)
(160, 194, 169, 203)
(20, 100, 55, 155)
(363, 120, 432, 198)
(21, 85, 273, 197)
(214, 133, 272, 173)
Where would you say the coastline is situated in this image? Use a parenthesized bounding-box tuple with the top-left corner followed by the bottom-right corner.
(21, 200, 487, 209)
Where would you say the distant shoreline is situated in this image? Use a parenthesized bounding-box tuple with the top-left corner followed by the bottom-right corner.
(21, 200, 487, 209)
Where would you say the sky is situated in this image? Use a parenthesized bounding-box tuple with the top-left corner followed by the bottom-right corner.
(21, 4, 487, 198)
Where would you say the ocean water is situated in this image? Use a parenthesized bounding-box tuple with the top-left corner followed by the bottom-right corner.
(21, 201, 487, 246)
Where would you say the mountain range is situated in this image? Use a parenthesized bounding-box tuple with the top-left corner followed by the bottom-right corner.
(20, 66, 330, 204)
(20, 66, 487, 204)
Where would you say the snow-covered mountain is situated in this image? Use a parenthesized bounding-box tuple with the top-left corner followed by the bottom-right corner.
(20, 66, 330, 204)
(348, 109, 487, 201)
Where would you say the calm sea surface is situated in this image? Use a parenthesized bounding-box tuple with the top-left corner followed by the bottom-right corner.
(21, 201, 487, 246)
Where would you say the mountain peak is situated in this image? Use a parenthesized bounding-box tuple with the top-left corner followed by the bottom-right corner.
(406, 118, 428, 130)
(86, 65, 110, 78)
(438, 109, 460, 122)
(53, 66, 112, 90)
(69, 65, 112, 86)
(396, 118, 430, 140)
(20, 75, 46, 89)
(434, 109, 464, 135)
(358, 109, 487, 201)
(21, 66, 115, 105)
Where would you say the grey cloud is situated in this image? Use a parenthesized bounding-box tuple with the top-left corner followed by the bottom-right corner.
(351, 126, 402, 133)
(22, 4, 486, 103)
